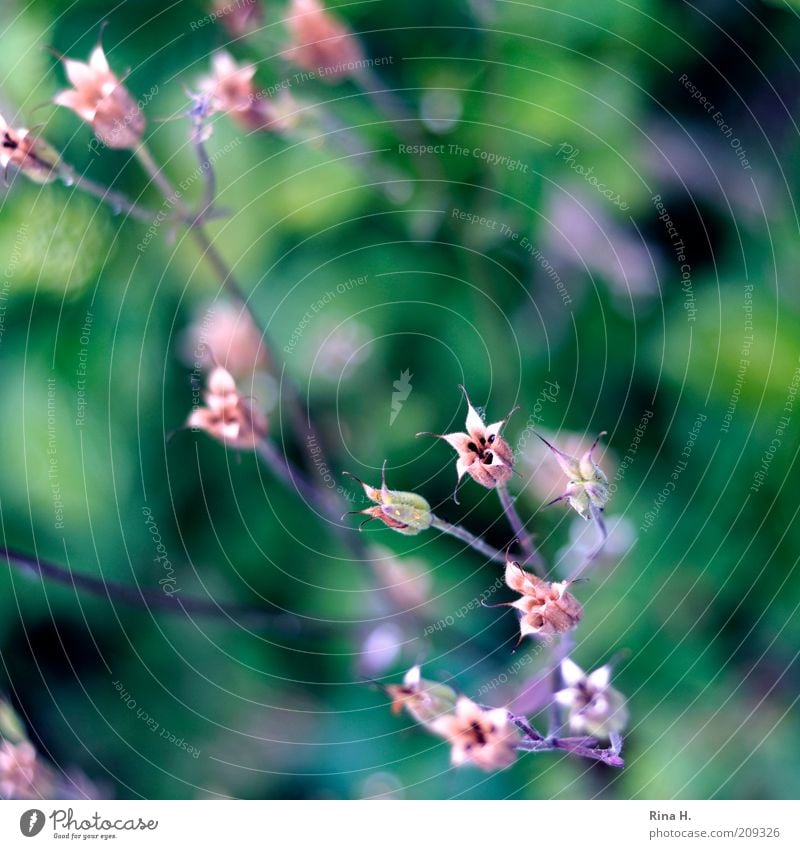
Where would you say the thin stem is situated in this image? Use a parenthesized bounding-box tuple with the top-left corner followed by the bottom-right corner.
(1, 546, 292, 629)
(547, 632, 573, 738)
(59, 165, 156, 223)
(497, 485, 545, 575)
(133, 144, 189, 215)
(430, 515, 506, 565)
(569, 504, 609, 581)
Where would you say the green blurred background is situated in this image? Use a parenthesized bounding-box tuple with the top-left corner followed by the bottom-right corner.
(1, 0, 799, 799)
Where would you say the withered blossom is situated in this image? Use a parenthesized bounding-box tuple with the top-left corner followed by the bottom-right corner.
(285, 0, 364, 80)
(0, 115, 60, 184)
(53, 43, 145, 149)
(198, 51, 295, 132)
(554, 658, 628, 739)
(0, 740, 41, 800)
(492, 553, 582, 643)
(384, 665, 456, 726)
(430, 697, 519, 771)
(537, 431, 609, 520)
(345, 463, 432, 535)
(188, 366, 268, 450)
(183, 301, 266, 379)
(212, 0, 264, 38)
(419, 385, 517, 499)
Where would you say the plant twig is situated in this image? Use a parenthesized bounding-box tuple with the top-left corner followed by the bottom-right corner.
(497, 484, 545, 575)
(430, 515, 506, 564)
(1, 545, 292, 629)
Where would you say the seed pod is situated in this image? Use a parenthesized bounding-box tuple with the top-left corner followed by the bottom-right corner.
(345, 463, 432, 535)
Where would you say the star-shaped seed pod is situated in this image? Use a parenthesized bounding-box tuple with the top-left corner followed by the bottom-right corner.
(197, 52, 295, 133)
(187, 366, 268, 450)
(487, 549, 583, 645)
(554, 658, 629, 739)
(344, 463, 432, 536)
(384, 665, 457, 726)
(430, 697, 520, 771)
(418, 385, 518, 501)
(0, 114, 60, 184)
(285, 0, 364, 81)
(537, 431, 609, 520)
(53, 42, 145, 149)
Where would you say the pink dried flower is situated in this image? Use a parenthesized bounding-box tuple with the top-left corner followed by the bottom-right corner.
(285, 0, 364, 80)
(493, 553, 583, 643)
(213, 0, 263, 38)
(183, 301, 266, 379)
(0, 114, 60, 183)
(198, 51, 295, 132)
(54, 43, 145, 149)
(419, 385, 517, 500)
(188, 366, 268, 450)
(554, 658, 628, 739)
(430, 697, 519, 771)
(385, 665, 456, 725)
(0, 740, 40, 800)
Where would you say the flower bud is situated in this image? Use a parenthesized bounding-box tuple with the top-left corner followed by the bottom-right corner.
(418, 385, 517, 501)
(0, 115, 60, 184)
(188, 366, 268, 450)
(537, 431, 609, 520)
(345, 463, 432, 535)
(285, 0, 364, 80)
(554, 658, 628, 739)
(430, 696, 519, 771)
(385, 665, 457, 727)
(53, 44, 145, 149)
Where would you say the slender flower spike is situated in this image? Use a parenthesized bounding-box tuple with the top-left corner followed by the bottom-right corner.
(384, 665, 457, 726)
(497, 553, 583, 642)
(54, 43, 145, 149)
(419, 385, 517, 499)
(554, 659, 629, 739)
(188, 366, 268, 450)
(285, 0, 364, 80)
(430, 697, 520, 771)
(0, 115, 60, 183)
(0, 740, 40, 800)
(345, 464, 432, 536)
(537, 431, 610, 520)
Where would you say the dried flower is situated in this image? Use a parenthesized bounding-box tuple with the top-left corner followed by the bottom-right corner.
(345, 463, 432, 535)
(54, 43, 145, 149)
(213, 0, 263, 38)
(0, 740, 40, 800)
(183, 301, 266, 379)
(537, 431, 609, 520)
(495, 554, 582, 643)
(430, 697, 519, 771)
(198, 51, 295, 132)
(188, 366, 268, 449)
(0, 115, 60, 184)
(554, 658, 628, 739)
(419, 385, 517, 499)
(285, 0, 364, 80)
(385, 665, 457, 726)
